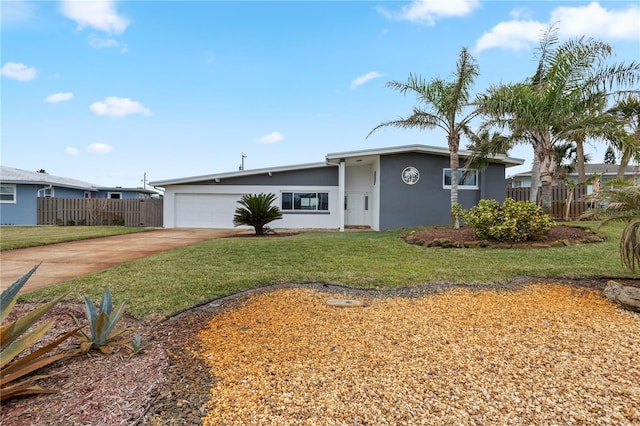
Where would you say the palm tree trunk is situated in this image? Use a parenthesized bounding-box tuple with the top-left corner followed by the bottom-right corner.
(618, 151, 631, 180)
(449, 136, 460, 228)
(529, 145, 541, 203)
(538, 139, 556, 215)
(575, 135, 586, 183)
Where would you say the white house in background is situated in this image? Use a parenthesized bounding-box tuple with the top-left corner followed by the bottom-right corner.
(506, 163, 640, 190)
(151, 144, 523, 231)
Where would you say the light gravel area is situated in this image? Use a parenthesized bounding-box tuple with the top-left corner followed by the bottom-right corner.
(196, 284, 639, 425)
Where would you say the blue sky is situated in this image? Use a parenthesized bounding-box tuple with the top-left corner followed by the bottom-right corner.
(2, 0, 639, 188)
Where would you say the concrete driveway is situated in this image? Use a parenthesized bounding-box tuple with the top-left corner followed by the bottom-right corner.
(1, 228, 241, 294)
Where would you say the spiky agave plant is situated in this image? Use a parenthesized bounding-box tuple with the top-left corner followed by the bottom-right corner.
(1, 265, 81, 401)
(584, 183, 640, 272)
(233, 193, 283, 235)
(70, 289, 132, 354)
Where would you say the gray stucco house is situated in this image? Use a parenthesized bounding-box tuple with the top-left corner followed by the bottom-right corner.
(151, 144, 523, 231)
(0, 166, 160, 225)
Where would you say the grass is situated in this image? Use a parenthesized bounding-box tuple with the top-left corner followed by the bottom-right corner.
(0, 226, 152, 251)
(19, 221, 636, 320)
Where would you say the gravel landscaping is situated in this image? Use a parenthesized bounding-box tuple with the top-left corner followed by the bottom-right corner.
(2, 281, 638, 425)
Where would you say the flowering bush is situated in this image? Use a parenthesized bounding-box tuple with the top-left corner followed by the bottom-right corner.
(454, 199, 553, 242)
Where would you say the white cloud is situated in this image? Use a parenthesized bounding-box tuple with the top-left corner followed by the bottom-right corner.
(1, 1, 37, 24)
(378, 0, 479, 25)
(350, 71, 384, 89)
(259, 132, 284, 144)
(1, 62, 37, 81)
(474, 21, 547, 53)
(88, 35, 119, 49)
(475, 2, 640, 53)
(509, 7, 533, 20)
(44, 92, 74, 103)
(551, 2, 640, 40)
(65, 146, 79, 155)
(87, 143, 113, 153)
(90, 96, 151, 117)
(60, 0, 129, 34)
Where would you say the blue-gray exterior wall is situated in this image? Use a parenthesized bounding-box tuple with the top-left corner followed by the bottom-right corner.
(188, 166, 339, 186)
(96, 190, 148, 199)
(378, 153, 507, 230)
(0, 185, 93, 225)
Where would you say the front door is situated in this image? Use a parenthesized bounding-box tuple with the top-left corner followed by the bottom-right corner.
(346, 192, 365, 226)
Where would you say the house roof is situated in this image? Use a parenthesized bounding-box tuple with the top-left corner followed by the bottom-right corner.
(98, 186, 162, 195)
(510, 163, 640, 178)
(0, 165, 99, 191)
(326, 144, 524, 167)
(150, 144, 525, 187)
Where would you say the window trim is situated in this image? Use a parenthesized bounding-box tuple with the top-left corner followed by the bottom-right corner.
(37, 186, 54, 198)
(443, 168, 479, 190)
(0, 184, 16, 204)
(107, 192, 123, 199)
(281, 191, 329, 213)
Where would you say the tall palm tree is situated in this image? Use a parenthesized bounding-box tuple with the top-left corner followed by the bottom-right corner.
(367, 47, 479, 227)
(607, 95, 640, 180)
(478, 28, 640, 214)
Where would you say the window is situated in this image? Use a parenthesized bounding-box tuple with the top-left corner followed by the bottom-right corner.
(107, 192, 122, 199)
(84, 192, 92, 198)
(281, 192, 329, 212)
(443, 169, 478, 189)
(37, 186, 54, 198)
(0, 185, 16, 203)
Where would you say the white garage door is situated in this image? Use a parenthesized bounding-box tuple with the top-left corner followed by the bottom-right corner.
(175, 193, 243, 228)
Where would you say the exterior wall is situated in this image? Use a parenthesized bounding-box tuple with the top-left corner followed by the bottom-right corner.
(480, 163, 508, 202)
(189, 166, 338, 186)
(0, 184, 38, 225)
(378, 153, 506, 230)
(0, 184, 92, 225)
(163, 184, 340, 229)
(96, 190, 151, 199)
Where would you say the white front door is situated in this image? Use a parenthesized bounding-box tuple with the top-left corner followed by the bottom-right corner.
(346, 192, 365, 226)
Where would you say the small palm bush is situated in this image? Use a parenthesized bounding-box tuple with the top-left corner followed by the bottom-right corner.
(454, 198, 553, 242)
(1, 266, 80, 401)
(584, 184, 640, 272)
(233, 193, 283, 235)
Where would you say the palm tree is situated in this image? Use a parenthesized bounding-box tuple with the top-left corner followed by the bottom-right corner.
(478, 28, 640, 215)
(233, 193, 283, 235)
(607, 95, 640, 180)
(585, 183, 640, 272)
(367, 47, 479, 227)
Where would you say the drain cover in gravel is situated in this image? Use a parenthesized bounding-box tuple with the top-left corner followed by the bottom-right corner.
(326, 299, 362, 307)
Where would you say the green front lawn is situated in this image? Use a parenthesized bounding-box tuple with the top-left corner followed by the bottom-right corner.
(0, 226, 152, 251)
(20, 222, 634, 320)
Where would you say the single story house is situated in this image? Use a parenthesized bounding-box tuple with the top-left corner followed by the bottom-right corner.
(0, 166, 160, 225)
(151, 144, 523, 231)
(507, 163, 640, 189)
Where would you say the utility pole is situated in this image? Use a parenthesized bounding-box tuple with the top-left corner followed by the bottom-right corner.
(239, 153, 247, 171)
(141, 172, 147, 189)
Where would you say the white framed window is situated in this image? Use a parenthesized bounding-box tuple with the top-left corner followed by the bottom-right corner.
(107, 192, 122, 199)
(0, 185, 16, 203)
(84, 192, 92, 198)
(37, 186, 54, 198)
(281, 192, 329, 212)
(443, 169, 478, 189)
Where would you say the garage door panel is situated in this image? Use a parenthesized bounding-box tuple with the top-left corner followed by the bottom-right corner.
(175, 194, 242, 228)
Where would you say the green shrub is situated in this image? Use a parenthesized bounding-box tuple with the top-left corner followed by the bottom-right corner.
(455, 199, 553, 242)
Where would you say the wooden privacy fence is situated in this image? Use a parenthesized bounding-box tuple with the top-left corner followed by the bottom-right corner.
(506, 185, 589, 220)
(38, 198, 163, 227)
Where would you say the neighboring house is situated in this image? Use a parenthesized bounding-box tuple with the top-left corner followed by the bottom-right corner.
(150, 144, 523, 231)
(0, 166, 160, 225)
(507, 164, 640, 190)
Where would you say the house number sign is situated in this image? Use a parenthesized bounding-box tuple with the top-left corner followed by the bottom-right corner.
(402, 166, 420, 185)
